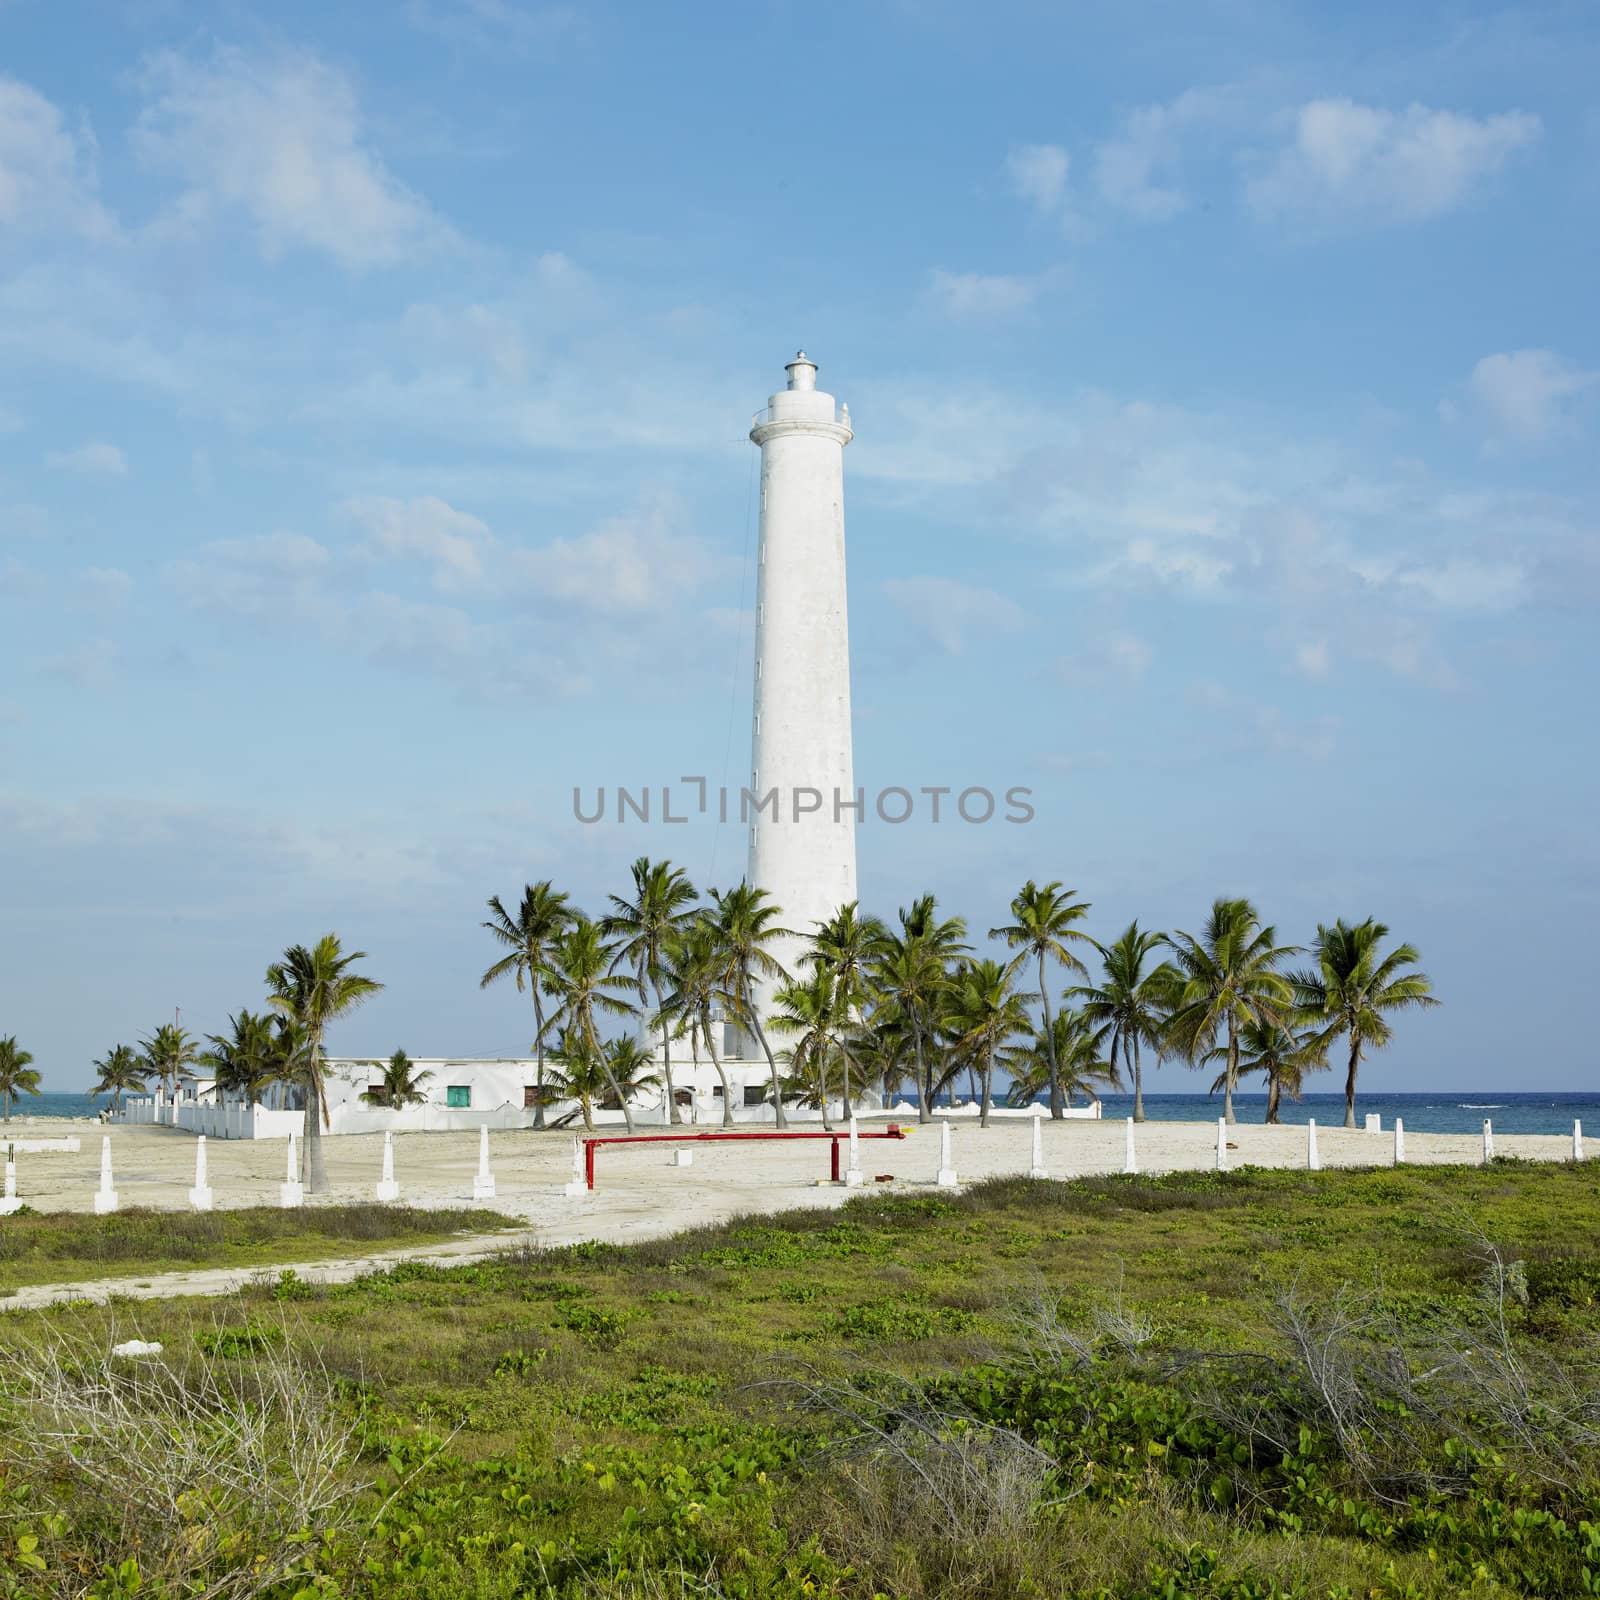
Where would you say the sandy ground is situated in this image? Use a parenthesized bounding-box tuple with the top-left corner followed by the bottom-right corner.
(0, 1115, 1584, 1311)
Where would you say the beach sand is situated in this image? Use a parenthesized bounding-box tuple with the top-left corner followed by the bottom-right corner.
(0, 1116, 1583, 1309)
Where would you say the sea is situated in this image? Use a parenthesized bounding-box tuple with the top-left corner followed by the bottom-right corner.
(20, 1089, 1599, 1137)
(985, 1090, 1599, 1136)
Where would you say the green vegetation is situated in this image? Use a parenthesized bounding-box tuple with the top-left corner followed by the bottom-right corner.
(0, 1037, 41, 1123)
(2, 1163, 1597, 1597)
(0, 1203, 512, 1294)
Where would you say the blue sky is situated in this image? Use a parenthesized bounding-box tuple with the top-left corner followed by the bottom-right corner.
(2, 0, 1596, 1092)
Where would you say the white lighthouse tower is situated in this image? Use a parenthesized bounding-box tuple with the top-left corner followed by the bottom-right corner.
(745, 352, 858, 1025)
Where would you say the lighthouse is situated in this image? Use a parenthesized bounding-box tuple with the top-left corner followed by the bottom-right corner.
(745, 352, 858, 1024)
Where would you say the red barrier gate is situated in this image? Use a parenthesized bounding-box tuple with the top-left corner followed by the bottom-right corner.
(581, 1126, 906, 1191)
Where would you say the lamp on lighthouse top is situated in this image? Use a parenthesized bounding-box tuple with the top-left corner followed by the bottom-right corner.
(785, 350, 818, 391)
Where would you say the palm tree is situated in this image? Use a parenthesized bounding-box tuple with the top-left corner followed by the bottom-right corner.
(1002, 1009, 1122, 1108)
(805, 901, 886, 1115)
(1292, 919, 1439, 1128)
(480, 882, 579, 1131)
(604, 858, 698, 1125)
(360, 1049, 433, 1108)
(769, 967, 844, 1129)
(543, 1032, 660, 1131)
(90, 1044, 147, 1113)
(1071, 922, 1176, 1123)
(266, 934, 385, 1192)
(541, 1028, 606, 1131)
(945, 958, 1035, 1127)
(200, 1010, 281, 1105)
(540, 919, 641, 1132)
(867, 896, 968, 1124)
(657, 917, 736, 1127)
(707, 883, 792, 1127)
(1208, 1018, 1326, 1124)
(1163, 899, 1297, 1125)
(139, 1022, 200, 1099)
(990, 882, 1092, 1119)
(0, 1038, 41, 1123)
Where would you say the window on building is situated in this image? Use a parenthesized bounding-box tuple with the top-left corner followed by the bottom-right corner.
(523, 1085, 539, 1108)
(743, 1084, 767, 1107)
(711, 1084, 724, 1098)
(367, 1085, 388, 1104)
(446, 1085, 471, 1108)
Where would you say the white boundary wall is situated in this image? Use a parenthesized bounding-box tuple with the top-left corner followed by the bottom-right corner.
(114, 1057, 1105, 1139)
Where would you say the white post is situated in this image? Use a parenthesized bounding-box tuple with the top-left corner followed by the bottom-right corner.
(563, 1136, 586, 1197)
(1574, 1119, 1584, 1162)
(1123, 1117, 1137, 1175)
(93, 1134, 119, 1214)
(844, 1114, 864, 1187)
(1306, 1119, 1321, 1171)
(1215, 1117, 1228, 1172)
(472, 1124, 497, 1201)
(280, 1132, 304, 1208)
(935, 1121, 958, 1187)
(187, 1134, 215, 1211)
(1028, 1113, 1048, 1179)
(1393, 1117, 1405, 1165)
(1482, 1118, 1494, 1163)
(376, 1129, 400, 1202)
(0, 1152, 19, 1216)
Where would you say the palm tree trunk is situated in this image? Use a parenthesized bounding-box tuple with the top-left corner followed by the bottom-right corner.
(532, 989, 547, 1131)
(1224, 1013, 1238, 1126)
(701, 1012, 734, 1128)
(1132, 1035, 1145, 1123)
(921, 1024, 934, 1126)
(302, 1043, 328, 1193)
(581, 1009, 634, 1134)
(581, 1094, 595, 1133)
(745, 980, 787, 1129)
(655, 979, 678, 1126)
(839, 1041, 856, 1117)
(818, 1052, 833, 1131)
(1039, 949, 1062, 1120)
(1266, 1073, 1281, 1124)
(1344, 1032, 1361, 1129)
(979, 1043, 993, 1129)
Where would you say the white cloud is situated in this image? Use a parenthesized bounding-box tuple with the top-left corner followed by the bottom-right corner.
(881, 576, 1027, 655)
(45, 441, 126, 476)
(134, 47, 451, 270)
(77, 566, 132, 608)
(1005, 143, 1069, 214)
(0, 504, 47, 539)
(1248, 99, 1540, 223)
(0, 75, 113, 240)
(511, 499, 713, 615)
(1056, 631, 1151, 684)
(406, 0, 582, 54)
(1293, 640, 1330, 679)
(925, 269, 1044, 319)
(343, 494, 492, 589)
(1464, 349, 1598, 441)
(1093, 88, 1227, 221)
(33, 637, 117, 689)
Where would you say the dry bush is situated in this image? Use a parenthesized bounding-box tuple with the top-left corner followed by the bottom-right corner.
(0, 1313, 368, 1599)
(1181, 1238, 1600, 1506)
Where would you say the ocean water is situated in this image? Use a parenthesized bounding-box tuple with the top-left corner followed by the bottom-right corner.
(988, 1090, 1598, 1137)
(4, 1092, 102, 1121)
(19, 1088, 1598, 1138)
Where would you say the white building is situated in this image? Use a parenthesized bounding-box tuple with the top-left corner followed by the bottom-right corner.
(746, 352, 858, 1024)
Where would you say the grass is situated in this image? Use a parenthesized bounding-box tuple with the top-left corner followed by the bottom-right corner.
(1, 1160, 1598, 1597)
(0, 1202, 517, 1293)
